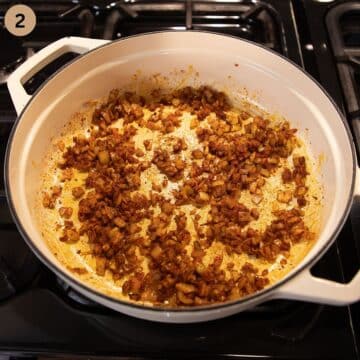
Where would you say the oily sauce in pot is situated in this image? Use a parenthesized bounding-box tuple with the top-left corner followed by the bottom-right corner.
(39, 85, 323, 307)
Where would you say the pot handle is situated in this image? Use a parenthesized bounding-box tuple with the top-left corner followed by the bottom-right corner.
(272, 268, 360, 305)
(273, 168, 360, 305)
(7, 36, 110, 115)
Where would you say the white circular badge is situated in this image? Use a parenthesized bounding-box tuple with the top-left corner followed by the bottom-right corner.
(4, 4, 36, 37)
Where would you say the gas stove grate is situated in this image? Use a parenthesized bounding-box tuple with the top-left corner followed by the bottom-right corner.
(327, 2, 360, 157)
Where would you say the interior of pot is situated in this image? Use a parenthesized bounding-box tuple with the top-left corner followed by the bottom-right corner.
(7, 32, 354, 307)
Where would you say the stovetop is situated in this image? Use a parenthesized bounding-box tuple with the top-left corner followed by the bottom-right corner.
(0, 1, 359, 359)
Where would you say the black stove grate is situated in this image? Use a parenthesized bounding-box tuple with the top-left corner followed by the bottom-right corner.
(327, 2, 360, 159)
(0, 1, 358, 359)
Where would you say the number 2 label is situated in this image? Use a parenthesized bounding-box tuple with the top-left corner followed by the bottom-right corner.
(15, 13, 25, 28)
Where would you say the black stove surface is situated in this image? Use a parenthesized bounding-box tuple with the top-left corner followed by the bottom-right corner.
(0, 1, 359, 359)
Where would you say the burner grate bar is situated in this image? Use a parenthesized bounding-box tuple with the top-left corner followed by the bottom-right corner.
(327, 2, 360, 156)
(186, 0, 193, 29)
(130, 3, 185, 12)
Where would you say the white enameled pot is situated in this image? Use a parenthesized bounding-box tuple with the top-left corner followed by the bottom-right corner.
(5, 32, 360, 323)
